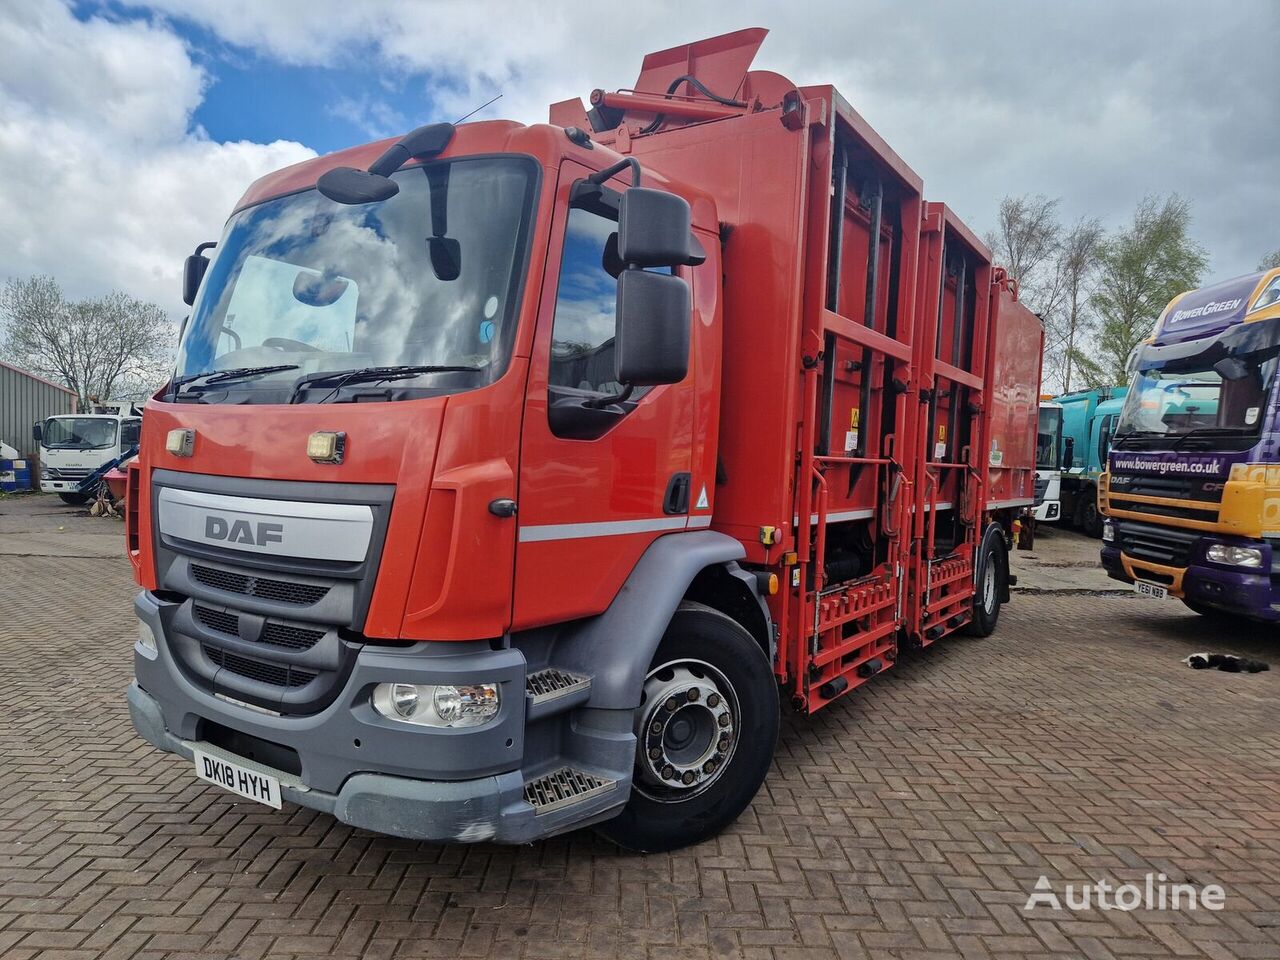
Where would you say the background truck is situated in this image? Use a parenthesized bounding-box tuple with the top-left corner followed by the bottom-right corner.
(1053, 385, 1127, 536)
(1034, 399, 1064, 525)
(35, 401, 142, 504)
(124, 28, 1043, 851)
(1100, 267, 1280, 620)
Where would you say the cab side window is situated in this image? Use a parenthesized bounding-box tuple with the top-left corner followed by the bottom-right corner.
(549, 207, 623, 396)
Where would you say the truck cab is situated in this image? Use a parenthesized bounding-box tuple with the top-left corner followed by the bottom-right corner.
(1054, 385, 1127, 535)
(36, 408, 141, 504)
(1034, 400, 1063, 523)
(1100, 268, 1280, 619)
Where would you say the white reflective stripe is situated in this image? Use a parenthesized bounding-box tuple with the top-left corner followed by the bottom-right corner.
(926, 501, 953, 512)
(518, 516, 691, 543)
(792, 508, 875, 525)
(686, 515, 713, 529)
(986, 497, 1034, 510)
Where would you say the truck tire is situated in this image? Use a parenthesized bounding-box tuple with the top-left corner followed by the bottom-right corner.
(596, 602, 779, 853)
(58, 492, 90, 506)
(965, 528, 1006, 637)
(1079, 496, 1103, 538)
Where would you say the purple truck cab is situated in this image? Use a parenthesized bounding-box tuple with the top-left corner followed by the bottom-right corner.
(1099, 269, 1280, 621)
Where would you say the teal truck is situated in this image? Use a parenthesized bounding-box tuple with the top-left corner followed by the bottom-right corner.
(1053, 386, 1128, 536)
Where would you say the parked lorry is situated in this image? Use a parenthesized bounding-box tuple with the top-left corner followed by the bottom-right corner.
(35, 402, 142, 504)
(1034, 400, 1064, 524)
(1053, 385, 1127, 536)
(1100, 267, 1280, 620)
(125, 28, 1043, 851)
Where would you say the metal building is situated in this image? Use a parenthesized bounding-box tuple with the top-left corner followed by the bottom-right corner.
(0, 359, 76, 460)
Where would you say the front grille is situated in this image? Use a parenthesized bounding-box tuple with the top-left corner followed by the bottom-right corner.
(526, 668, 590, 702)
(51, 467, 92, 480)
(194, 604, 239, 636)
(192, 604, 323, 651)
(260, 622, 324, 650)
(1033, 475, 1049, 506)
(1115, 521, 1199, 568)
(191, 564, 329, 606)
(203, 645, 317, 688)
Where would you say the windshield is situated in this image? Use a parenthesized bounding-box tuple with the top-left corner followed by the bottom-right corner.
(1037, 407, 1062, 470)
(1116, 361, 1275, 448)
(174, 156, 538, 403)
(43, 418, 117, 450)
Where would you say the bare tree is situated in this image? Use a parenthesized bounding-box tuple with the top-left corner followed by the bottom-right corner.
(985, 194, 1066, 316)
(0, 275, 174, 410)
(1259, 249, 1280, 271)
(1056, 217, 1104, 392)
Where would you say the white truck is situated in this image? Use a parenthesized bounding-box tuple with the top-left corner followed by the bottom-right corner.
(34, 403, 141, 504)
(1034, 400, 1063, 524)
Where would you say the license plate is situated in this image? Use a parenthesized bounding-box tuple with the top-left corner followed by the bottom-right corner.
(193, 748, 282, 808)
(1134, 580, 1168, 600)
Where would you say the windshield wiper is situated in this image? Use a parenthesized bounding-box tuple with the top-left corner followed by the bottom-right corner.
(1111, 430, 1161, 448)
(290, 365, 481, 403)
(170, 364, 301, 398)
(1168, 427, 1244, 450)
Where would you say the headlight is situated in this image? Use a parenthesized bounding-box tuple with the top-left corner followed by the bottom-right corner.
(371, 682, 500, 728)
(1205, 544, 1263, 568)
(1102, 520, 1115, 543)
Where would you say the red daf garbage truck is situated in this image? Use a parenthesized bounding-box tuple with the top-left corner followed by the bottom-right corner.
(125, 28, 1042, 851)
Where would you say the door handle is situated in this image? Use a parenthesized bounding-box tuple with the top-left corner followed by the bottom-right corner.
(663, 473, 691, 515)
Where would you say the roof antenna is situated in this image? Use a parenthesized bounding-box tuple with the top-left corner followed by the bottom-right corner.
(453, 94, 502, 124)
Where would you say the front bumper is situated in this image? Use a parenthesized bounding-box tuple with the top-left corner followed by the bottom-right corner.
(41, 479, 79, 492)
(1101, 543, 1279, 621)
(1034, 500, 1060, 523)
(129, 591, 632, 843)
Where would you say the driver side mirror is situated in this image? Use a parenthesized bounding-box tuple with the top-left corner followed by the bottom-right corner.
(1213, 356, 1251, 381)
(612, 186, 698, 386)
(182, 241, 216, 306)
(1062, 436, 1075, 468)
(32, 422, 42, 443)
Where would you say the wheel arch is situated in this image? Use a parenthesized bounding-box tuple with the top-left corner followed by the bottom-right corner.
(545, 531, 768, 709)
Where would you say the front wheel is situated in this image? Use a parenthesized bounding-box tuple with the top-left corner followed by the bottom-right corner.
(58, 492, 89, 505)
(1079, 496, 1103, 538)
(596, 602, 779, 853)
(966, 529, 1007, 637)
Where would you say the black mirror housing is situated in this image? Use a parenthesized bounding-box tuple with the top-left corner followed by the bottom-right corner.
(182, 254, 210, 307)
(615, 269, 690, 386)
(1062, 436, 1074, 468)
(32, 421, 42, 443)
(618, 187, 704, 267)
(316, 166, 400, 205)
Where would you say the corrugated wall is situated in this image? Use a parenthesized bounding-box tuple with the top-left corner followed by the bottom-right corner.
(0, 360, 77, 460)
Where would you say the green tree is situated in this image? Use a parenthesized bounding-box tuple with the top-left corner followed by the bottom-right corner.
(1259, 249, 1280, 271)
(1074, 195, 1207, 387)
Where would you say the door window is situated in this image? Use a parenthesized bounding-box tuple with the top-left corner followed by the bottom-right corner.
(549, 207, 624, 396)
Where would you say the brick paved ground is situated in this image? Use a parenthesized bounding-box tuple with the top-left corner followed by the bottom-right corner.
(1, 494, 1277, 959)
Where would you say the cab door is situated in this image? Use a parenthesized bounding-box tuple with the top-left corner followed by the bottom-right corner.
(512, 161, 698, 630)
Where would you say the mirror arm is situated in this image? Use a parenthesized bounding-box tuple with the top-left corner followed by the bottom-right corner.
(194, 241, 216, 257)
(584, 383, 634, 409)
(588, 157, 641, 187)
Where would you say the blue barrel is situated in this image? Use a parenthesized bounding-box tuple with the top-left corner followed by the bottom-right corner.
(13, 460, 31, 490)
(0, 458, 15, 492)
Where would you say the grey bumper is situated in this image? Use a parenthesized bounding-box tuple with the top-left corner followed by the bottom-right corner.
(129, 591, 631, 844)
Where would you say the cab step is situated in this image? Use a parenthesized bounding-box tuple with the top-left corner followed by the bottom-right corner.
(523, 767, 615, 815)
(525, 668, 592, 720)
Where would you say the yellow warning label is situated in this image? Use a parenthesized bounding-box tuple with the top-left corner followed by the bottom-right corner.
(937, 424, 947, 441)
(850, 408, 860, 428)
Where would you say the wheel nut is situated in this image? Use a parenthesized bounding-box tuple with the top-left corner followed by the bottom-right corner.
(649, 747, 662, 760)
(687, 688, 700, 701)
(661, 765, 675, 779)
(682, 770, 696, 785)
(718, 736, 730, 751)
(703, 760, 716, 774)
(707, 693, 720, 708)
(665, 697, 680, 712)
(650, 721, 662, 735)
(718, 713, 731, 727)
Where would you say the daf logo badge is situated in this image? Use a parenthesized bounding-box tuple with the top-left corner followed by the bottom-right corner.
(205, 515, 284, 547)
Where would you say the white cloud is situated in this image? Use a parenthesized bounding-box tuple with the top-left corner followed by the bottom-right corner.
(0, 0, 315, 314)
(130, 0, 1279, 281)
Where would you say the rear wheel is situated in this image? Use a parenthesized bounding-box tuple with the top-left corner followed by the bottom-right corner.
(966, 529, 1006, 637)
(596, 602, 779, 853)
(58, 492, 89, 505)
(1079, 496, 1103, 538)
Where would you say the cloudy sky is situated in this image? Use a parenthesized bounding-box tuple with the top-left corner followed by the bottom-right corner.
(2, 0, 1276, 314)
